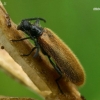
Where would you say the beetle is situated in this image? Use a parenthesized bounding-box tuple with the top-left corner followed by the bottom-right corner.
(12, 18, 85, 94)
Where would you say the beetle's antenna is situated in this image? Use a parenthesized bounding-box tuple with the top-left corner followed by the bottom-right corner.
(21, 18, 46, 27)
(22, 18, 46, 23)
(31, 18, 46, 27)
(34, 18, 40, 26)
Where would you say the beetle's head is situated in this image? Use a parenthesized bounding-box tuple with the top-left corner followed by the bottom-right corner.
(17, 20, 31, 32)
(17, 18, 46, 37)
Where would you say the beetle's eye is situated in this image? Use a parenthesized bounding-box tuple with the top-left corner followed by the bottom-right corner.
(23, 21, 31, 30)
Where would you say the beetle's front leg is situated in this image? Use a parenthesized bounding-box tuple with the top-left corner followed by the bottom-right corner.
(11, 37, 31, 42)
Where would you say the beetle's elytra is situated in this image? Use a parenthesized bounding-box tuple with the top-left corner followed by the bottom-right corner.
(38, 28, 85, 86)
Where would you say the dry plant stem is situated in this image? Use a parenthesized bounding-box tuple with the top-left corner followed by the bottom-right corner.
(0, 1, 58, 94)
(0, 1, 84, 100)
(0, 97, 35, 100)
(0, 49, 50, 97)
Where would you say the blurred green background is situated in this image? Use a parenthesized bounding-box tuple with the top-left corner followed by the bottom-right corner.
(0, 0, 100, 100)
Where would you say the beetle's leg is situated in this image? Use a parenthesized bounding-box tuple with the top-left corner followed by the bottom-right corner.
(21, 38, 40, 57)
(21, 46, 39, 57)
(55, 75, 63, 93)
(33, 46, 39, 57)
(48, 56, 62, 75)
(38, 46, 63, 93)
(11, 37, 31, 41)
(47, 55, 63, 93)
(31, 37, 40, 57)
(21, 47, 37, 56)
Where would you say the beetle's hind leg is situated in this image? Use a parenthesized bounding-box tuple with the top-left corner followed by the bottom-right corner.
(39, 47, 64, 93)
(47, 56, 63, 93)
(48, 56, 62, 75)
(56, 75, 63, 94)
